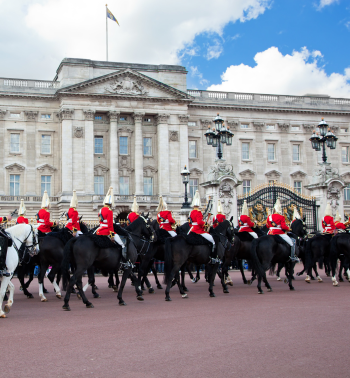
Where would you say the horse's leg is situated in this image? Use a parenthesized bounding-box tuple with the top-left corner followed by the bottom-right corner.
(312, 263, 323, 282)
(220, 262, 229, 294)
(287, 262, 295, 291)
(18, 265, 34, 299)
(0, 277, 12, 317)
(276, 263, 283, 281)
(129, 271, 144, 301)
(239, 260, 248, 284)
(115, 272, 120, 291)
(75, 274, 94, 308)
(4, 280, 15, 314)
(195, 265, 201, 282)
(181, 265, 188, 292)
(38, 262, 49, 302)
(47, 266, 62, 299)
(117, 268, 132, 306)
(87, 267, 100, 298)
(108, 272, 115, 288)
(63, 272, 76, 311)
(152, 261, 162, 290)
(208, 263, 219, 297)
(338, 259, 344, 282)
(187, 264, 195, 281)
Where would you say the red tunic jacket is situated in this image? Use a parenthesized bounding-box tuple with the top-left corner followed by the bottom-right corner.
(267, 214, 289, 235)
(157, 210, 176, 232)
(37, 209, 54, 233)
(238, 215, 255, 233)
(96, 206, 114, 236)
(189, 209, 205, 234)
(213, 214, 226, 229)
(128, 212, 139, 224)
(65, 207, 80, 232)
(335, 221, 346, 230)
(0, 217, 8, 223)
(322, 216, 336, 234)
(17, 216, 28, 224)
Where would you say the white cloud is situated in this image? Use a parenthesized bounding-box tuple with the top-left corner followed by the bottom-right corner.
(206, 40, 224, 60)
(207, 46, 350, 97)
(0, 0, 271, 79)
(318, 0, 339, 9)
(190, 66, 209, 86)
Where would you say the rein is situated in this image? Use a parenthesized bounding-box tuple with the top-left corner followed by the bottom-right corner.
(8, 225, 38, 266)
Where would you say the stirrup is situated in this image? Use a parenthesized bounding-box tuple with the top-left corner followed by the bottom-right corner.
(120, 260, 135, 270)
(0, 270, 11, 277)
(289, 256, 300, 263)
(209, 257, 222, 265)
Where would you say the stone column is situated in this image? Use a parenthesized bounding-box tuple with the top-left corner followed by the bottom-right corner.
(59, 109, 74, 195)
(253, 122, 265, 182)
(132, 112, 145, 195)
(24, 111, 39, 195)
(0, 110, 6, 194)
(178, 115, 189, 171)
(108, 111, 120, 193)
(83, 109, 95, 195)
(156, 114, 170, 195)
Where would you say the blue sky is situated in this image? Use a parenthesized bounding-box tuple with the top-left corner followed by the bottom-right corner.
(0, 0, 349, 97)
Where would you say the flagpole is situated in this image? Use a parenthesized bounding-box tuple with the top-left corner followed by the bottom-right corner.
(106, 4, 108, 61)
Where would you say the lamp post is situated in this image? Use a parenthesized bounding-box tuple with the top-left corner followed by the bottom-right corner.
(180, 165, 191, 209)
(309, 118, 338, 163)
(204, 113, 234, 160)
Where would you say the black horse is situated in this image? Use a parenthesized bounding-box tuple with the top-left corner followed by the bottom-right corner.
(329, 232, 350, 286)
(250, 233, 301, 294)
(163, 220, 233, 301)
(61, 215, 154, 310)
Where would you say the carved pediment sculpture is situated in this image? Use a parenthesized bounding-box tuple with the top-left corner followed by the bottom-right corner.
(105, 76, 148, 96)
(37, 164, 56, 173)
(5, 163, 25, 172)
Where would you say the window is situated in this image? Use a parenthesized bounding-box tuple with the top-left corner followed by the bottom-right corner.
(292, 144, 300, 161)
(94, 176, 104, 195)
(189, 178, 198, 199)
(344, 184, 350, 201)
(144, 118, 152, 123)
(119, 136, 128, 155)
(267, 143, 275, 161)
(10, 133, 20, 153)
(266, 125, 275, 130)
(294, 181, 302, 194)
(143, 137, 152, 156)
(189, 141, 197, 158)
(341, 128, 348, 133)
(10, 175, 20, 195)
(41, 176, 51, 196)
(291, 126, 300, 131)
(144, 177, 153, 195)
(95, 115, 102, 120)
(41, 135, 51, 154)
(119, 116, 127, 122)
(41, 114, 51, 119)
(188, 122, 196, 127)
(241, 124, 249, 129)
(342, 146, 349, 163)
(10, 113, 20, 118)
(242, 143, 250, 160)
(119, 177, 129, 195)
(243, 180, 251, 195)
(94, 137, 103, 154)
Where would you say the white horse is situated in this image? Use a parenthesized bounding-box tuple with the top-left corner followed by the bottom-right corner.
(0, 223, 39, 318)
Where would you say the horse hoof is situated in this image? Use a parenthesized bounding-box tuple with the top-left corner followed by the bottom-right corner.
(141, 286, 146, 291)
(284, 279, 288, 284)
(148, 288, 155, 294)
(137, 295, 144, 301)
(93, 294, 100, 298)
(223, 289, 229, 294)
(165, 297, 172, 301)
(108, 285, 112, 288)
(27, 294, 34, 299)
(4, 305, 10, 314)
(209, 293, 216, 297)
(119, 301, 127, 306)
(290, 287, 295, 291)
(277, 277, 282, 281)
(258, 291, 264, 294)
(339, 278, 344, 282)
(62, 305, 71, 311)
(0, 314, 7, 318)
(296, 272, 302, 276)
(56, 294, 62, 299)
(182, 294, 188, 298)
(113, 287, 118, 292)
(326, 273, 330, 277)
(267, 288, 273, 292)
(77, 294, 82, 300)
(86, 303, 94, 308)
(317, 278, 323, 283)
(157, 284, 163, 290)
(41, 298, 48, 302)
(94, 285, 99, 290)
(183, 287, 189, 292)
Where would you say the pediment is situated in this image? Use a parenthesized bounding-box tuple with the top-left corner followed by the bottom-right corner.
(190, 168, 203, 175)
(340, 172, 350, 183)
(239, 169, 255, 178)
(57, 68, 191, 101)
(94, 164, 109, 175)
(290, 169, 307, 179)
(265, 169, 282, 178)
(37, 164, 57, 173)
(5, 163, 25, 171)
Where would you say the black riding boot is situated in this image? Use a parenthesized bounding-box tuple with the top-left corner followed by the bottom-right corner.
(289, 240, 299, 263)
(209, 244, 221, 265)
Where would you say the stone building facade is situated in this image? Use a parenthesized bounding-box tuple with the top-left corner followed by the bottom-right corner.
(0, 58, 350, 224)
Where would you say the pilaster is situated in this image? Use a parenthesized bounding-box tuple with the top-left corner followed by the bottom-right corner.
(156, 113, 170, 195)
(83, 109, 95, 195)
(133, 112, 145, 195)
(178, 114, 189, 175)
(108, 111, 120, 193)
(24, 111, 38, 196)
(0, 110, 6, 194)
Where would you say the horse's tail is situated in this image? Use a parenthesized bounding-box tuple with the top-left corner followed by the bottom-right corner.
(61, 238, 77, 291)
(250, 239, 265, 278)
(163, 238, 173, 285)
(304, 238, 313, 271)
(330, 236, 339, 275)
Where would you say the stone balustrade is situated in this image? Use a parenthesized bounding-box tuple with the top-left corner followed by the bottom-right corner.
(0, 78, 60, 89)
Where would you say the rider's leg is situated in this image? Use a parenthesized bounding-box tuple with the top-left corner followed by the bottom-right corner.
(114, 234, 127, 258)
(167, 230, 177, 237)
(279, 234, 299, 263)
(200, 233, 219, 264)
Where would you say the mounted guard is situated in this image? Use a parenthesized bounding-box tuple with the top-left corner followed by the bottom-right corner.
(322, 203, 336, 234)
(0, 213, 12, 277)
(267, 198, 299, 263)
(213, 200, 226, 229)
(65, 190, 82, 237)
(37, 191, 56, 236)
(238, 200, 258, 238)
(127, 196, 139, 225)
(291, 207, 301, 225)
(96, 187, 126, 253)
(156, 195, 176, 237)
(334, 210, 346, 231)
(16, 199, 28, 224)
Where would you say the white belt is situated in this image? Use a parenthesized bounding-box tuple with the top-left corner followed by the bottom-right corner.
(99, 223, 108, 227)
(67, 219, 72, 223)
(38, 219, 45, 223)
(191, 222, 198, 225)
(160, 220, 169, 224)
(269, 226, 282, 230)
(239, 226, 250, 231)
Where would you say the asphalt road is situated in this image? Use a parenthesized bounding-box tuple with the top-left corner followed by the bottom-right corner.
(1, 269, 349, 378)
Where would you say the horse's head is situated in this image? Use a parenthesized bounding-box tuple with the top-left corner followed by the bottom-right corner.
(133, 213, 157, 241)
(79, 221, 89, 234)
(291, 218, 308, 238)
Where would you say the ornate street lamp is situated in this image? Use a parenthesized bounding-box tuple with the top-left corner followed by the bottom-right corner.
(309, 118, 338, 163)
(180, 165, 191, 209)
(204, 113, 234, 159)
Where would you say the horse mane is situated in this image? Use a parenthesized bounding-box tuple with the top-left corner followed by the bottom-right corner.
(5, 223, 31, 238)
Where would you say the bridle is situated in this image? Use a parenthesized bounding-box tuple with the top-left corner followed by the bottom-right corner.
(11, 224, 39, 265)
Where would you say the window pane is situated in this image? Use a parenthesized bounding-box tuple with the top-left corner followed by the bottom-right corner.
(344, 184, 350, 201)
(342, 147, 349, 163)
(144, 177, 153, 195)
(189, 141, 197, 158)
(10, 174, 20, 195)
(266, 125, 275, 130)
(94, 176, 104, 195)
(94, 137, 103, 154)
(242, 143, 249, 160)
(41, 114, 51, 119)
(41, 135, 51, 154)
(243, 180, 251, 195)
(292, 145, 300, 161)
(241, 124, 249, 129)
(294, 181, 302, 194)
(41, 175, 51, 196)
(189, 178, 198, 199)
(188, 122, 196, 127)
(143, 138, 152, 156)
(10, 134, 20, 153)
(119, 177, 129, 195)
(119, 136, 128, 155)
(267, 144, 275, 161)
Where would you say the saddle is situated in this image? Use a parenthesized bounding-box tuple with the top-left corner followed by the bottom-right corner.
(184, 232, 212, 246)
(272, 235, 291, 248)
(47, 228, 73, 245)
(155, 228, 173, 245)
(87, 234, 120, 249)
(234, 232, 255, 242)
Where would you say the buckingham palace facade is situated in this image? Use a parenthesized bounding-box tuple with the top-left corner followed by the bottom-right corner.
(0, 57, 350, 220)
